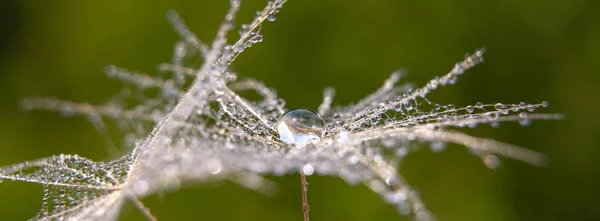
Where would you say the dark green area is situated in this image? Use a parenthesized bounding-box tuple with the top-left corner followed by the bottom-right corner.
(0, 0, 598, 220)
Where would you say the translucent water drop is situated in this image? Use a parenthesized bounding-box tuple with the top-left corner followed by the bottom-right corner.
(366, 108, 375, 114)
(475, 102, 484, 109)
(430, 141, 447, 152)
(484, 155, 500, 169)
(250, 33, 263, 43)
(519, 112, 532, 126)
(302, 164, 314, 175)
(384, 191, 407, 204)
(239, 24, 250, 35)
(430, 109, 438, 117)
(396, 147, 409, 158)
(348, 155, 360, 164)
(276, 109, 325, 148)
(104, 65, 118, 76)
(541, 101, 549, 108)
(495, 103, 505, 110)
(466, 105, 474, 113)
(235, 44, 246, 52)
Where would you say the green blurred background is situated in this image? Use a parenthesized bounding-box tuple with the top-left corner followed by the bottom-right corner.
(0, 0, 598, 220)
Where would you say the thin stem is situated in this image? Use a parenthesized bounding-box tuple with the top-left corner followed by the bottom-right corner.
(300, 172, 310, 221)
(128, 195, 157, 221)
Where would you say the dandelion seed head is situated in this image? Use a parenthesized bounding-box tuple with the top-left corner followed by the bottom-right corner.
(0, 0, 563, 220)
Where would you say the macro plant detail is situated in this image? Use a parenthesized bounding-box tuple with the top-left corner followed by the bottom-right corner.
(276, 109, 326, 148)
(0, 0, 563, 221)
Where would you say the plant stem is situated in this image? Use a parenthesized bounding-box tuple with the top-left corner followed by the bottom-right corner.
(300, 172, 310, 221)
(128, 195, 157, 221)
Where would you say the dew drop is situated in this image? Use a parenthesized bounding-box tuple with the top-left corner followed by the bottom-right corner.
(494, 103, 505, 110)
(475, 102, 484, 109)
(519, 112, 532, 126)
(385, 191, 407, 204)
(366, 108, 375, 114)
(541, 101, 549, 108)
(276, 109, 325, 148)
(132, 180, 149, 196)
(491, 122, 500, 128)
(250, 33, 263, 43)
(348, 155, 360, 164)
(104, 65, 118, 76)
(302, 164, 314, 175)
(239, 24, 250, 35)
(430, 141, 447, 152)
(395, 147, 409, 157)
(466, 105, 474, 113)
(235, 44, 246, 52)
(484, 155, 500, 169)
(382, 139, 396, 148)
(430, 109, 438, 117)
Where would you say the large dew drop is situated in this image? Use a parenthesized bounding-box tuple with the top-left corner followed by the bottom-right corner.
(276, 109, 325, 148)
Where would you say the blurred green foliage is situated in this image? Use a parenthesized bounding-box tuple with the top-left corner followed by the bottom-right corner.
(0, 0, 598, 220)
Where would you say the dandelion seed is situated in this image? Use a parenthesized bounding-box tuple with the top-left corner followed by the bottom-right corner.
(0, 0, 564, 220)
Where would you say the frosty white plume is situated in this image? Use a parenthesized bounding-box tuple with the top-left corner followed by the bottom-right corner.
(1, 0, 562, 220)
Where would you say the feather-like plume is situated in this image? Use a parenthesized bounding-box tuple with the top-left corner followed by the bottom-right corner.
(1, 0, 561, 220)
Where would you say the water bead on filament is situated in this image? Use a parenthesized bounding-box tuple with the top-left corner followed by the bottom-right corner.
(275, 109, 325, 148)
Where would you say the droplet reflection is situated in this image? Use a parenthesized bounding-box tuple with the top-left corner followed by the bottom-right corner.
(276, 109, 325, 148)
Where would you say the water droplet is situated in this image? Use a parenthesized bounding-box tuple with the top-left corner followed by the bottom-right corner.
(448, 75, 458, 84)
(239, 24, 250, 35)
(430, 109, 438, 117)
(348, 155, 360, 164)
(385, 191, 407, 204)
(230, 0, 241, 7)
(104, 65, 118, 76)
(453, 63, 464, 74)
(267, 13, 277, 21)
(519, 112, 532, 126)
(276, 109, 325, 148)
(430, 141, 447, 152)
(494, 103, 505, 110)
(491, 122, 500, 128)
(395, 147, 409, 157)
(466, 105, 474, 113)
(484, 155, 500, 169)
(132, 180, 149, 196)
(475, 102, 484, 109)
(250, 33, 263, 43)
(235, 44, 246, 52)
(382, 139, 395, 148)
(302, 164, 314, 175)
(428, 80, 438, 89)
(541, 101, 549, 108)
